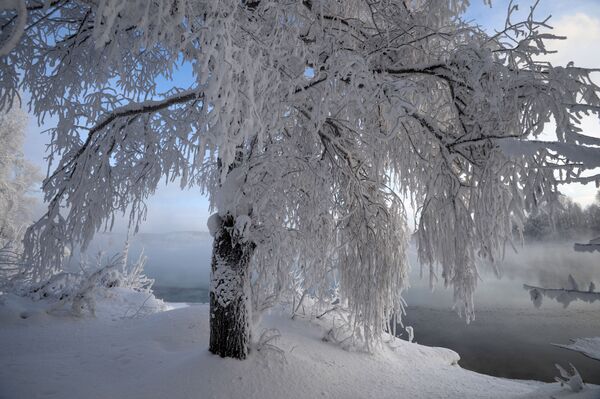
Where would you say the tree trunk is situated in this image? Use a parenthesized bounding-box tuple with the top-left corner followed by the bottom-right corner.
(209, 214, 254, 359)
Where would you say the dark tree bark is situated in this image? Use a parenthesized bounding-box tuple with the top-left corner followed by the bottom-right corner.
(209, 214, 255, 359)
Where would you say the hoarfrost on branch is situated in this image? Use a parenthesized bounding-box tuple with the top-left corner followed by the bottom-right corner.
(3, 0, 600, 346)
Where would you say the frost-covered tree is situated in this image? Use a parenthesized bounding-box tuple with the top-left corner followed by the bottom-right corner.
(3, 0, 600, 359)
(0, 106, 39, 280)
(522, 193, 600, 240)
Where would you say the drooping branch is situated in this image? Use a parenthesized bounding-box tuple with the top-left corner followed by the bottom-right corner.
(83, 89, 202, 150)
(0, 0, 27, 56)
(47, 88, 204, 183)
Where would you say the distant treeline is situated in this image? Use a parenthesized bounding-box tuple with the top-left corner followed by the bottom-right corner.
(523, 191, 600, 241)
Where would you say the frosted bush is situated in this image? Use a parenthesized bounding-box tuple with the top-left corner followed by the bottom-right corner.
(11, 241, 154, 317)
(555, 363, 585, 393)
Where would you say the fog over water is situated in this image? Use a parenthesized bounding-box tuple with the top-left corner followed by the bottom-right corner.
(403, 239, 600, 383)
(74, 232, 600, 383)
(404, 238, 600, 310)
(71, 231, 213, 290)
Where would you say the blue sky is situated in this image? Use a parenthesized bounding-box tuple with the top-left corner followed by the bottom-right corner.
(465, 0, 600, 27)
(21, 0, 600, 233)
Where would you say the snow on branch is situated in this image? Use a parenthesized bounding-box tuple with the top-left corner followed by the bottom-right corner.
(47, 88, 204, 182)
(23, 88, 206, 279)
(498, 139, 600, 185)
(524, 275, 599, 309)
(83, 89, 203, 142)
(0, 0, 27, 57)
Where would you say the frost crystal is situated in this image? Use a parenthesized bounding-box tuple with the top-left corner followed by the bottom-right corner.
(211, 262, 243, 308)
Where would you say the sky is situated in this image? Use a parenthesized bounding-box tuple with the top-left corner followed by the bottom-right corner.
(20, 0, 600, 234)
(464, 0, 600, 205)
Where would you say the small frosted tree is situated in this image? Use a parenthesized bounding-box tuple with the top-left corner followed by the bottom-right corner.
(0, 106, 39, 279)
(3, 0, 600, 359)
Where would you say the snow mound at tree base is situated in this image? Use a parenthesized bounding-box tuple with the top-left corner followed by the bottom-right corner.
(0, 299, 597, 399)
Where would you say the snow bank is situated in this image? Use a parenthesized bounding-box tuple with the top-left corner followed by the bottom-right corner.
(555, 337, 600, 361)
(0, 296, 597, 399)
(0, 287, 166, 324)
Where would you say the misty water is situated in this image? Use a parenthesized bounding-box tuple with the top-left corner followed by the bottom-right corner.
(80, 232, 600, 384)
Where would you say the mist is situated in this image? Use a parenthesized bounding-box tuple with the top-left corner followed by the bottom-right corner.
(65, 231, 214, 290)
(498, 239, 600, 290)
(402, 238, 600, 384)
(70, 230, 600, 312)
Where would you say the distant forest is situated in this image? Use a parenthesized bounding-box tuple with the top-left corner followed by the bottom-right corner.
(523, 191, 600, 241)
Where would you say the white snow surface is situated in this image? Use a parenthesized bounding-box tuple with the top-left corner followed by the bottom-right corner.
(555, 337, 600, 361)
(0, 290, 598, 399)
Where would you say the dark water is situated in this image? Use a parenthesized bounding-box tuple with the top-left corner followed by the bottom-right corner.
(153, 285, 209, 303)
(402, 307, 600, 384)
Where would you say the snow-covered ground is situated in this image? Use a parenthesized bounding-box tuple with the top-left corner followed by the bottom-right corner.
(1, 290, 598, 399)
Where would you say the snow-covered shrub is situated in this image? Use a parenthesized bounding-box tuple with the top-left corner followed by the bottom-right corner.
(68, 250, 153, 317)
(555, 363, 585, 393)
(0, 106, 41, 292)
(8, 240, 155, 317)
(0, 243, 24, 292)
